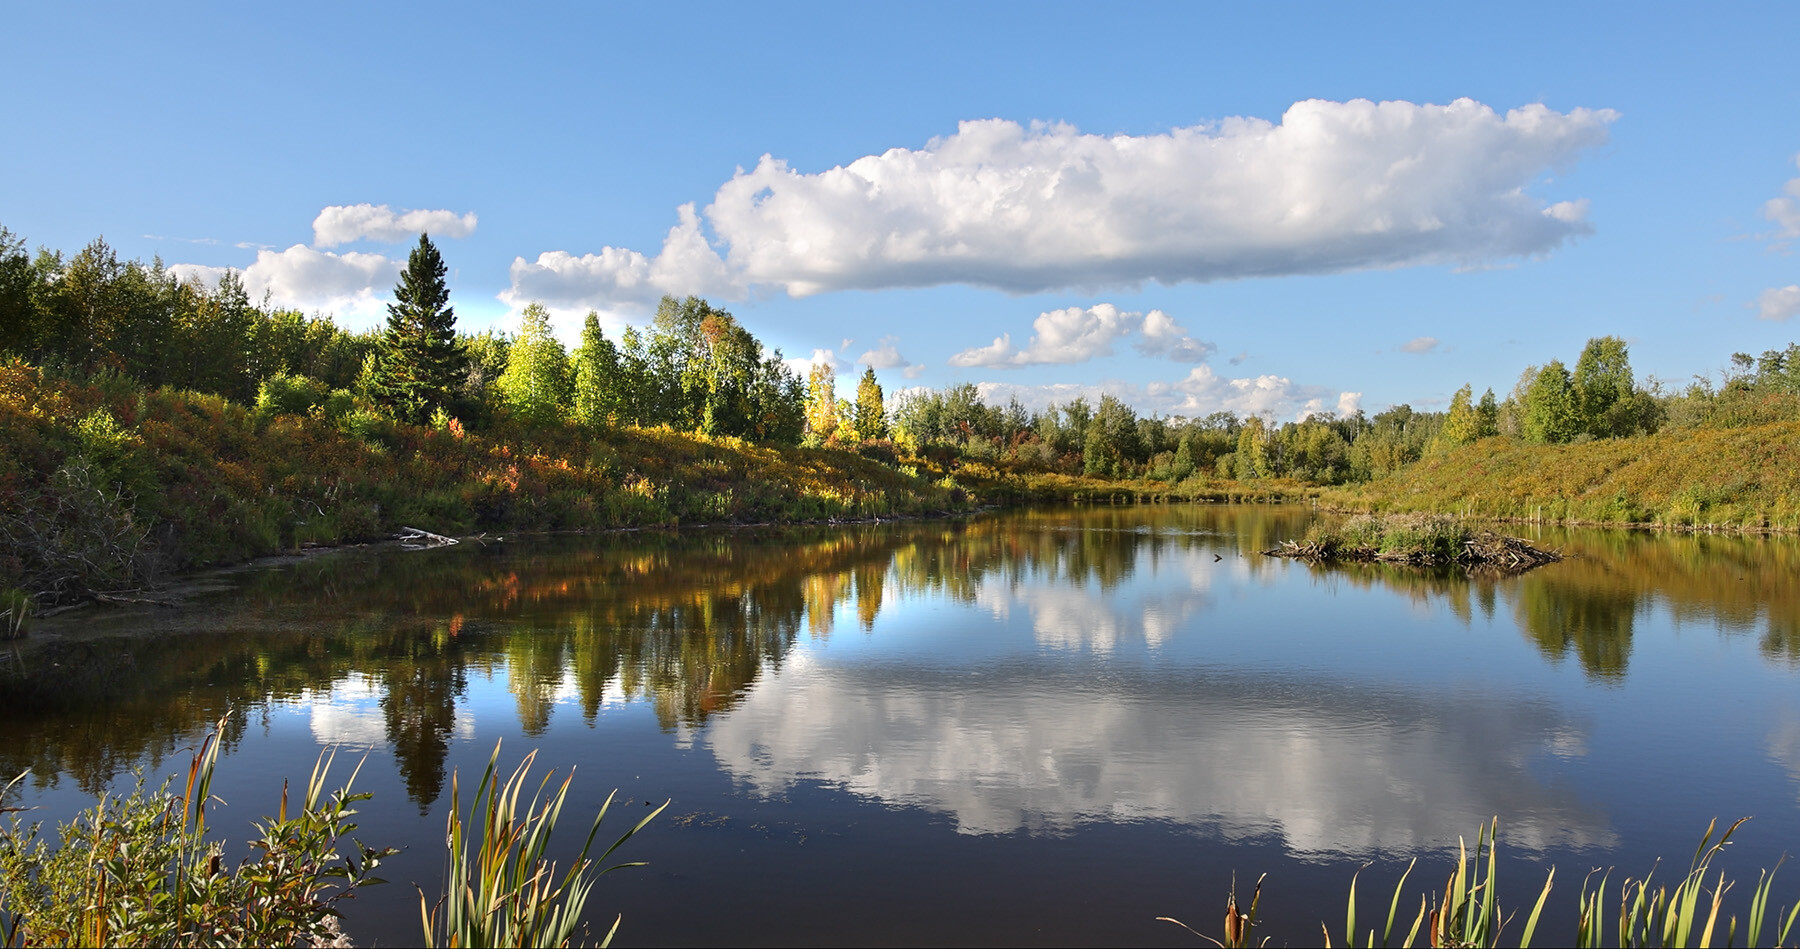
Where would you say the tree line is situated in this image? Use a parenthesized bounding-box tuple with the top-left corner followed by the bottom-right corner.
(882, 334, 1800, 487)
(5, 224, 1798, 489)
(0, 228, 814, 445)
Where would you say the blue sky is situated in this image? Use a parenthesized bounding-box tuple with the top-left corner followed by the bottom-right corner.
(5, 3, 1798, 419)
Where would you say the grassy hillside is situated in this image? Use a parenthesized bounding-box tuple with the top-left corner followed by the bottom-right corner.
(1322, 421, 1800, 530)
(0, 360, 967, 608)
(2, 359, 1318, 612)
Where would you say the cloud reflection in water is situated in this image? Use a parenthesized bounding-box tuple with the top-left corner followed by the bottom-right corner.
(707, 660, 1611, 856)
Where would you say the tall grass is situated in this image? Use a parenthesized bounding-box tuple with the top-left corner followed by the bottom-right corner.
(1324, 424, 1800, 532)
(421, 741, 667, 949)
(0, 721, 661, 948)
(0, 723, 392, 947)
(1166, 818, 1800, 948)
(0, 589, 27, 641)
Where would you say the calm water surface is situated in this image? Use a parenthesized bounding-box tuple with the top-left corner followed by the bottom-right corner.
(5, 505, 1800, 946)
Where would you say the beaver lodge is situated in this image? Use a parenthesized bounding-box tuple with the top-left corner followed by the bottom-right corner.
(1264, 512, 1562, 572)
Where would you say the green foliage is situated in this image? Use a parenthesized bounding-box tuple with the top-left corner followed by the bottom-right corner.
(421, 742, 665, 949)
(1475, 388, 1499, 438)
(1169, 435, 1197, 483)
(1572, 335, 1633, 437)
(1325, 419, 1800, 530)
(1235, 416, 1271, 478)
(1522, 360, 1581, 444)
(1085, 395, 1142, 477)
(852, 367, 887, 442)
(459, 328, 512, 422)
(253, 372, 329, 420)
(497, 304, 573, 428)
(1171, 819, 1798, 949)
(1298, 512, 1473, 563)
(0, 587, 28, 640)
(0, 723, 664, 949)
(1083, 423, 1119, 477)
(805, 361, 839, 443)
(1437, 384, 1480, 450)
(0, 726, 393, 948)
(366, 234, 466, 424)
(571, 313, 624, 428)
(593, 296, 805, 443)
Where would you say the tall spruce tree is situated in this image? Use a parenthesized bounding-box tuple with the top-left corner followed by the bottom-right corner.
(368, 233, 465, 422)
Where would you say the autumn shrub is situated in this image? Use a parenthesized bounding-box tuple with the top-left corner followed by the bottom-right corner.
(252, 372, 328, 420)
(0, 730, 392, 948)
(0, 461, 162, 606)
(0, 358, 1006, 603)
(1, 725, 661, 949)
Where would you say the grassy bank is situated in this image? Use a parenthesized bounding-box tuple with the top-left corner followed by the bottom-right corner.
(1320, 422, 1800, 532)
(0, 360, 1308, 614)
(0, 359, 965, 610)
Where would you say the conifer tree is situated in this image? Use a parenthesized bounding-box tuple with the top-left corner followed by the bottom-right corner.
(367, 234, 464, 423)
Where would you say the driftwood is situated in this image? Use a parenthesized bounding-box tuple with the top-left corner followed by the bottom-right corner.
(1264, 531, 1561, 572)
(92, 591, 181, 607)
(397, 526, 459, 550)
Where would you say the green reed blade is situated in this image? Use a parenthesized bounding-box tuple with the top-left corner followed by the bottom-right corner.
(1520, 866, 1554, 949)
(1402, 894, 1426, 949)
(1383, 858, 1416, 948)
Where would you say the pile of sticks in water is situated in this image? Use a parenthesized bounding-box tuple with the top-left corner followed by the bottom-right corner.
(1265, 531, 1561, 570)
(1459, 531, 1563, 569)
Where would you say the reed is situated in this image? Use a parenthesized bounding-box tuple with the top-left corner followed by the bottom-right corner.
(0, 588, 26, 640)
(0, 720, 393, 947)
(1165, 818, 1799, 949)
(1, 721, 662, 949)
(420, 740, 668, 949)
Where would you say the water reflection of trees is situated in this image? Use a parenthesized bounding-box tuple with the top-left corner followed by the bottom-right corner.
(1296, 525, 1800, 679)
(1, 507, 1296, 805)
(9, 506, 1796, 808)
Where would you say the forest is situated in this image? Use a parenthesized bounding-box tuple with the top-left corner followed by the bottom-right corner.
(4, 225, 1800, 614)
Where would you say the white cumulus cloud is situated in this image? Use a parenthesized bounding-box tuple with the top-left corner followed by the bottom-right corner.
(949, 304, 1214, 368)
(312, 204, 478, 247)
(1758, 285, 1800, 321)
(1764, 154, 1800, 243)
(976, 363, 1349, 423)
(784, 347, 852, 381)
(1400, 336, 1441, 354)
(505, 98, 1616, 311)
(501, 203, 740, 313)
(173, 245, 403, 325)
(857, 336, 925, 378)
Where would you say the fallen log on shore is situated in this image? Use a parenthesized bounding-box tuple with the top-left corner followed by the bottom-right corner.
(397, 526, 459, 550)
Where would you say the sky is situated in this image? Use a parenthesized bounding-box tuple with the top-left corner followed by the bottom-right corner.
(4, 3, 1798, 420)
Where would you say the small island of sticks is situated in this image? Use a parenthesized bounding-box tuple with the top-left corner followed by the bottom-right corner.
(1265, 512, 1562, 571)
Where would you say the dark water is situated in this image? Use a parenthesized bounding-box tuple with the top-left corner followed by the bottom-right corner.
(4, 505, 1800, 946)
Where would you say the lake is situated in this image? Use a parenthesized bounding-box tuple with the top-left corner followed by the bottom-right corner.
(4, 504, 1799, 946)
